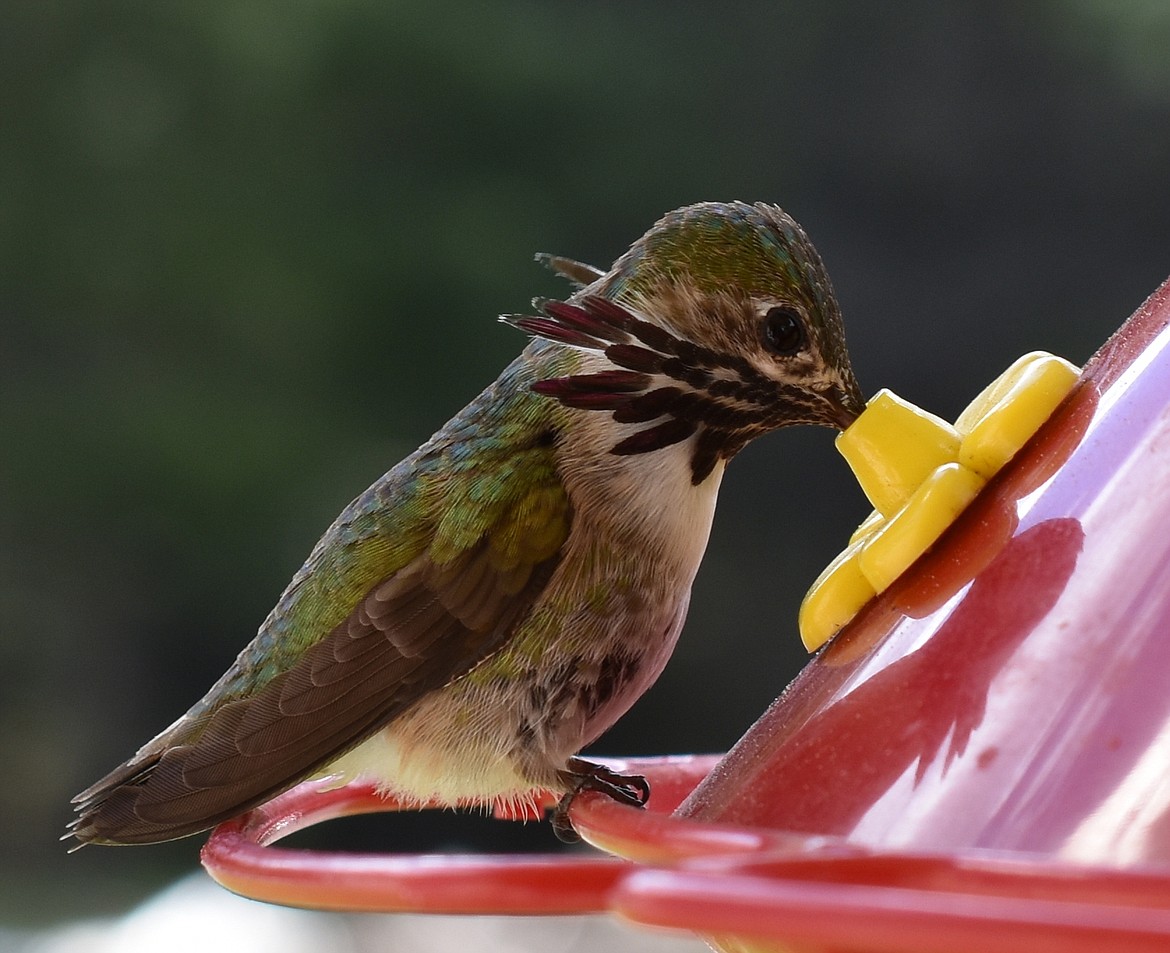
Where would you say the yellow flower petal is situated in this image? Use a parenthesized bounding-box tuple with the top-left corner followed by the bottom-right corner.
(799, 540, 876, 652)
(959, 354, 1080, 478)
(858, 463, 986, 595)
(835, 389, 960, 517)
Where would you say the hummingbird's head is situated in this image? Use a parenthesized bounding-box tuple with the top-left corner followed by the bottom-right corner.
(509, 202, 864, 484)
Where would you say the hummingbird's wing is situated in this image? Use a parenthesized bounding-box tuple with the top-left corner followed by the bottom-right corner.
(70, 391, 572, 845)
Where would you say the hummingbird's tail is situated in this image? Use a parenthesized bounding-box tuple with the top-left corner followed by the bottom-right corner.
(65, 717, 316, 847)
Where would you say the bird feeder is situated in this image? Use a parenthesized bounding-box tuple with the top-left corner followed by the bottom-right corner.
(203, 274, 1170, 953)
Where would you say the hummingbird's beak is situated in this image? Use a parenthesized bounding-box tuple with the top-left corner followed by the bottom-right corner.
(825, 380, 866, 431)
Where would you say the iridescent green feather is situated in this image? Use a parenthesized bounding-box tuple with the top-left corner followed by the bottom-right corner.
(609, 202, 808, 299)
(187, 341, 579, 713)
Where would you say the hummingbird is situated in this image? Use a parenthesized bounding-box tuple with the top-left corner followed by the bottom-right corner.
(69, 201, 863, 846)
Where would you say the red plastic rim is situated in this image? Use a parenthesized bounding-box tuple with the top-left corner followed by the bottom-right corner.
(201, 754, 720, 913)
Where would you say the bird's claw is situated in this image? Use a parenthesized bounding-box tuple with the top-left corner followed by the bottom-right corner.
(550, 758, 650, 843)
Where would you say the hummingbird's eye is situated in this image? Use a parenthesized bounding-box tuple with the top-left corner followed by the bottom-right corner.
(761, 306, 807, 356)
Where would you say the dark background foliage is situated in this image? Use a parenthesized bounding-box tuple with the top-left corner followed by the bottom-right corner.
(4, 0, 1170, 924)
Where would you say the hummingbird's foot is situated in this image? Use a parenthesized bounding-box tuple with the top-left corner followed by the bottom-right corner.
(549, 757, 651, 843)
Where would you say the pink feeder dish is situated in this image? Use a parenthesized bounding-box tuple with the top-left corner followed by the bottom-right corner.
(204, 275, 1170, 953)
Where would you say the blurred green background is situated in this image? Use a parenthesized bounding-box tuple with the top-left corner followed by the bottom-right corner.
(4, 0, 1170, 932)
